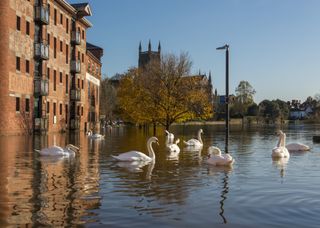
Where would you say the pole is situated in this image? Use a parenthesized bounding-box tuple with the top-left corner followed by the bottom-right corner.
(225, 45, 229, 153)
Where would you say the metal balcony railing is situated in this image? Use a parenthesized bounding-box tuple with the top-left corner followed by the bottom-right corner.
(70, 88, 81, 101)
(35, 5, 49, 25)
(34, 117, 49, 131)
(34, 42, 49, 60)
(71, 31, 81, 45)
(70, 117, 80, 130)
(34, 77, 49, 96)
(70, 60, 81, 73)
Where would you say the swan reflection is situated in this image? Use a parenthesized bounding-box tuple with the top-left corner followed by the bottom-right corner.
(272, 157, 289, 178)
(115, 160, 152, 172)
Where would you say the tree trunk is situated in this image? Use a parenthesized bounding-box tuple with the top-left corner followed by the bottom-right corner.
(153, 122, 156, 136)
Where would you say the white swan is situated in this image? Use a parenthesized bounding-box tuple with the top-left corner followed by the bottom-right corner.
(165, 130, 174, 143)
(35, 144, 80, 156)
(272, 131, 290, 158)
(184, 129, 203, 147)
(206, 146, 234, 166)
(112, 137, 159, 162)
(166, 138, 180, 159)
(167, 138, 180, 153)
(87, 130, 105, 139)
(286, 142, 310, 152)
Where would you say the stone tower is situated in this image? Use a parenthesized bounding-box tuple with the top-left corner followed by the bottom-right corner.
(138, 40, 161, 68)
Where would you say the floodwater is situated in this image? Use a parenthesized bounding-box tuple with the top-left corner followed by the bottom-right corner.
(0, 124, 320, 227)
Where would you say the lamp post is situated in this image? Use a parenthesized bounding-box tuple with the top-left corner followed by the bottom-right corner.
(216, 44, 229, 153)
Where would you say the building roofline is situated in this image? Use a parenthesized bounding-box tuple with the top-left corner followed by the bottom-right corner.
(87, 50, 102, 65)
(56, 0, 92, 28)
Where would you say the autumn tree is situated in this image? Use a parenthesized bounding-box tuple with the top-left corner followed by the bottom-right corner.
(117, 53, 213, 129)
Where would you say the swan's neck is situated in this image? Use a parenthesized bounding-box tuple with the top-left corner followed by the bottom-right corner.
(147, 141, 156, 160)
(198, 132, 203, 144)
(281, 133, 286, 147)
(277, 134, 282, 147)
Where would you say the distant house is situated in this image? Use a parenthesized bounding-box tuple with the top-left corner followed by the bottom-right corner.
(289, 100, 313, 120)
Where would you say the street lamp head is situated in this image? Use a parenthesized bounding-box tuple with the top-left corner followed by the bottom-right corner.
(216, 44, 229, 50)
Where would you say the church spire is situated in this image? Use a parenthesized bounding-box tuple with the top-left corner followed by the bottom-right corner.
(148, 39, 151, 52)
(139, 41, 142, 53)
(158, 41, 161, 53)
(208, 71, 212, 84)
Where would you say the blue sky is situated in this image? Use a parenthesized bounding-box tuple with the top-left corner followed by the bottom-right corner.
(70, 0, 320, 103)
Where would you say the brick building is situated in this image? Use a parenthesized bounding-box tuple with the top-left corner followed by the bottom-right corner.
(0, 0, 103, 135)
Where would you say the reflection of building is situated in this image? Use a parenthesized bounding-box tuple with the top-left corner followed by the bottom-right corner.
(0, 134, 101, 226)
(0, 0, 102, 135)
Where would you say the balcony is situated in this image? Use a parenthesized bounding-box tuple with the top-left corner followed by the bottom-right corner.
(34, 117, 48, 132)
(34, 42, 49, 60)
(70, 60, 81, 73)
(34, 5, 49, 25)
(71, 31, 81, 45)
(70, 117, 80, 130)
(34, 77, 49, 96)
(70, 88, 81, 101)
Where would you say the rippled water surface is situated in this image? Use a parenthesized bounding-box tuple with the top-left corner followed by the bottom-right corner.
(1, 124, 320, 227)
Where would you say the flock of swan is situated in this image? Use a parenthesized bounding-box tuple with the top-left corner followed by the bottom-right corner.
(111, 129, 234, 166)
(35, 129, 310, 168)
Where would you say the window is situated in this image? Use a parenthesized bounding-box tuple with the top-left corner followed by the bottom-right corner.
(16, 56, 20, 71)
(53, 70, 56, 91)
(78, 51, 80, 60)
(54, 37, 56, 58)
(54, 9, 57, 25)
(82, 53, 84, 63)
(60, 103, 62, 115)
(65, 104, 68, 123)
(16, 97, 20, 112)
(66, 74, 69, 94)
(47, 34, 50, 45)
(16, 16, 21, 31)
(47, 102, 50, 113)
(77, 106, 80, 116)
(81, 106, 83, 116)
(26, 60, 30, 74)
(82, 30, 85, 39)
(60, 40, 63, 52)
(66, 18, 69, 33)
(60, 72, 62, 83)
(25, 98, 30, 112)
(53, 102, 56, 115)
(81, 79, 84, 89)
(66, 44, 69, 63)
(78, 78, 80, 88)
(60, 13, 63, 25)
(26, 21, 30, 35)
(47, 67, 50, 79)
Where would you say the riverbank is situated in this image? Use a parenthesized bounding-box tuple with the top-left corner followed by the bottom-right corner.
(173, 119, 243, 126)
